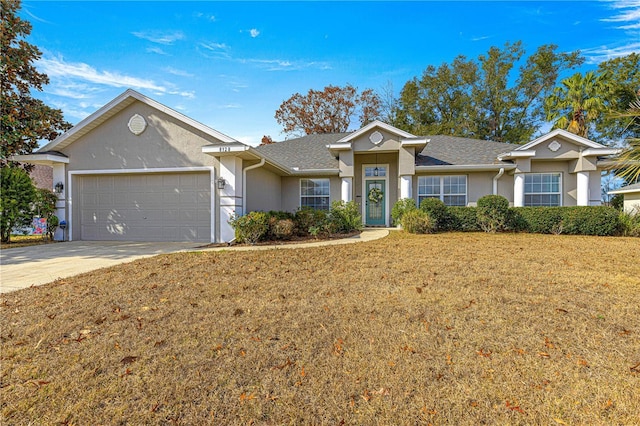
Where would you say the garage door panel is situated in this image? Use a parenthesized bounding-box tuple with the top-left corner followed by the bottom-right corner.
(77, 172, 211, 242)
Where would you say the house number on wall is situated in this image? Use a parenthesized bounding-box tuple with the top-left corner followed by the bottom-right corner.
(218, 146, 231, 152)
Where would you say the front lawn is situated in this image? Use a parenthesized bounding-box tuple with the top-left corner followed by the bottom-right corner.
(1, 232, 639, 424)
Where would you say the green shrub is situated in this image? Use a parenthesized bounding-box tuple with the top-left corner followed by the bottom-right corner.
(420, 197, 450, 231)
(560, 206, 622, 236)
(328, 201, 362, 233)
(229, 211, 269, 244)
(272, 218, 295, 240)
(391, 198, 417, 226)
(46, 215, 59, 241)
(477, 195, 510, 233)
(401, 209, 433, 234)
(620, 210, 640, 237)
(512, 206, 623, 236)
(447, 207, 480, 232)
(512, 207, 564, 234)
(294, 207, 328, 236)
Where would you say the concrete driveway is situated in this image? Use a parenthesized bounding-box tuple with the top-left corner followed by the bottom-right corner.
(0, 241, 200, 293)
(0, 229, 391, 294)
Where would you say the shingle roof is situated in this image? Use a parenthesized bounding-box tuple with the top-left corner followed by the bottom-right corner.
(418, 135, 514, 166)
(254, 133, 349, 170)
(255, 133, 515, 170)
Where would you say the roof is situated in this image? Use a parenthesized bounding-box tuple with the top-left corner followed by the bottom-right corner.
(37, 89, 237, 153)
(254, 132, 516, 171)
(609, 182, 640, 195)
(254, 133, 349, 170)
(417, 135, 514, 166)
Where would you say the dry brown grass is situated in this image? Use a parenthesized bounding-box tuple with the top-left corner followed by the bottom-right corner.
(0, 235, 56, 250)
(1, 232, 639, 425)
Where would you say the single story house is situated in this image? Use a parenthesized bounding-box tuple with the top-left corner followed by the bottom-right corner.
(13, 89, 620, 242)
(609, 182, 640, 214)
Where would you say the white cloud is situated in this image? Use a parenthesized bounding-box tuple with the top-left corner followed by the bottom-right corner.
(146, 46, 168, 55)
(38, 55, 168, 92)
(164, 67, 194, 78)
(601, 0, 640, 30)
(194, 12, 216, 21)
(200, 42, 228, 51)
(132, 30, 185, 44)
(250, 28, 260, 38)
(581, 42, 640, 63)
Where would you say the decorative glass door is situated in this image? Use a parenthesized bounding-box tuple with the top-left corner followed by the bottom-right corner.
(365, 180, 385, 226)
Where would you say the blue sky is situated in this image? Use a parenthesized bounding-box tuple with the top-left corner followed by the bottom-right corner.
(20, 1, 640, 146)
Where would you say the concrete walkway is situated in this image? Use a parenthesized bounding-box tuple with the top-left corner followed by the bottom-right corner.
(0, 229, 390, 294)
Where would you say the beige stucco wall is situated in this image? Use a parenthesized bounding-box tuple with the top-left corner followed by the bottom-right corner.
(245, 167, 282, 212)
(623, 192, 640, 214)
(280, 176, 341, 213)
(62, 101, 217, 171)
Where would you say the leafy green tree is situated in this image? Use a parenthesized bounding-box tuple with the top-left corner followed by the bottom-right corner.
(0, 166, 36, 243)
(1, 0, 71, 167)
(596, 53, 640, 143)
(545, 71, 608, 138)
(393, 42, 583, 143)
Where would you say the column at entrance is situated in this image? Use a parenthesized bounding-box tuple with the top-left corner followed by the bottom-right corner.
(400, 175, 412, 199)
(219, 156, 243, 242)
(514, 173, 525, 207)
(341, 177, 353, 203)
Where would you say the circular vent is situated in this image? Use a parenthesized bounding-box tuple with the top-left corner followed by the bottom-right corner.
(128, 114, 147, 135)
(369, 131, 383, 145)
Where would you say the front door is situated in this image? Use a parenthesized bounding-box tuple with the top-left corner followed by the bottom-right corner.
(365, 180, 385, 226)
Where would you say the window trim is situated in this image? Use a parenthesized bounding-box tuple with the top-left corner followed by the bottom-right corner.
(523, 172, 562, 207)
(299, 178, 331, 211)
(417, 175, 467, 207)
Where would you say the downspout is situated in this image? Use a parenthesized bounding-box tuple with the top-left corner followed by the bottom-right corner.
(226, 158, 266, 245)
(492, 168, 505, 195)
(242, 158, 266, 216)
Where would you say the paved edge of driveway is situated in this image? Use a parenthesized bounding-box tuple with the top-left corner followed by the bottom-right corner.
(0, 228, 391, 294)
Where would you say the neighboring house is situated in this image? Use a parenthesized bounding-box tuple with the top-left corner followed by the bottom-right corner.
(30, 164, 54, 190)
(609, 182, 640, 214)
(12, 89, 620, 242)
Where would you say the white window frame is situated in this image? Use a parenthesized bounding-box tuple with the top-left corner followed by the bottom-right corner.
(524, 172, 562, 207)
(300, 178, 330, 211)
(417, 175, 467, 207)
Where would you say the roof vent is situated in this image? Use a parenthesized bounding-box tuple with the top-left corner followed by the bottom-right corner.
(128, 114, 147, 135)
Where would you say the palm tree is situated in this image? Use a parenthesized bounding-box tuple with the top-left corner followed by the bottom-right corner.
(613, 97, 640, 183)
(545, 71, 608, 138)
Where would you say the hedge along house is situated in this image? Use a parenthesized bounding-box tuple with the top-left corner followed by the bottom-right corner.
(13, 89, 619, 243)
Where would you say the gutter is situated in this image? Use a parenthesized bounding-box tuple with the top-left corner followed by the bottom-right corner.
(242, 158, 266, 217)
(492, 167, 505, 195)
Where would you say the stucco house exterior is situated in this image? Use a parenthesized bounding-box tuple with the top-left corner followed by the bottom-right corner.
(609, 182, 640, 214)
(13, 89, 620, 242)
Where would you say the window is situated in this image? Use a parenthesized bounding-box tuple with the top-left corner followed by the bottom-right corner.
(418, 175, 467, 206)
(524, 173, 561, 206)
(300, 178, 330, 210)
(364, 166, 387, 177)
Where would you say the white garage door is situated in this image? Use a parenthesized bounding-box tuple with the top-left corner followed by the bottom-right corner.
(77, 173, 211, 242)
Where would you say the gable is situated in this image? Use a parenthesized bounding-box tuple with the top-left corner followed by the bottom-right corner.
(62, 100, 221, 170)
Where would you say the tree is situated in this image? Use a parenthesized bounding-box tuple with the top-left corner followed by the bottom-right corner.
(1, 0, 71, 167)
(0, 166, 36, 243)
(275, 84, 381, 136)
(611, 97, 640, 183)
(544, 71, 608, 138)
(392, 42, 583, 143)
(595, 53, 640, 143)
